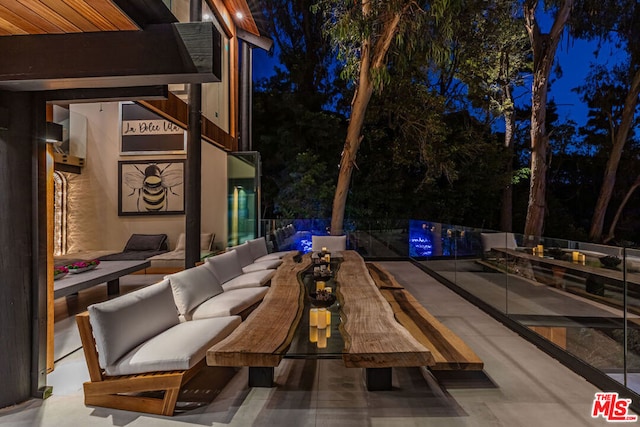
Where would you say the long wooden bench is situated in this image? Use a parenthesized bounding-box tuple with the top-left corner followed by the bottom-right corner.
(366, 262, 484, 372)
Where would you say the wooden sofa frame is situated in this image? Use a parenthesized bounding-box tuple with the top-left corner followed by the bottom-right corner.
(76, 311, 205, 416)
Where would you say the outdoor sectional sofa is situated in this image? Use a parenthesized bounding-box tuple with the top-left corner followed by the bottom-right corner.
(77, 236, 295, 415)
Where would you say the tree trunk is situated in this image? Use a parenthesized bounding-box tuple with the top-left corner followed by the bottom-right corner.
(588, 69, 640, 242)
(603, 176, 640, 244)
(330, 2, 405, 235)
(500, 87, 514, 232)
(523, 0, 572, 239)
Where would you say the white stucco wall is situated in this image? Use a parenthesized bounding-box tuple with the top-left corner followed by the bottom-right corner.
(64, 102, 228, 253)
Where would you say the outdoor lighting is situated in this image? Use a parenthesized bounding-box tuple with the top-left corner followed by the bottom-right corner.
(235, 11, 243, 20)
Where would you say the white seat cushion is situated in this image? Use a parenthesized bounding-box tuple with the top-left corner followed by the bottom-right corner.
(242, 259, 282, 273)
(88, 280, 180, 368)
(205, 250, 244, 283)
(311, 235, 346, 252)
(104, 316, 241, 376)
(191, 287, 269, 320)
(221, 269, 276, 292)
(166, 264, 223, 316)
(254, 250, 294, 261)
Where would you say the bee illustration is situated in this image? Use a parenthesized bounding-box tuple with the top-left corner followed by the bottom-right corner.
(124, 163, 183, 212)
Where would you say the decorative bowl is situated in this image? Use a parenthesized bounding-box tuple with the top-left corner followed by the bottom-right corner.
(600, 256, 622, 269)
(309, 292, 336, 308)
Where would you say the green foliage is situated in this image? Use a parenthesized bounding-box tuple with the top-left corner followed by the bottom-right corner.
(311, 0, 461, 92)
(274, 152, 336, 218)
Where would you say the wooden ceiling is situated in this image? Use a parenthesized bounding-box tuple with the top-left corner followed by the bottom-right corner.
(0, 1, 139, 35)
(0, 0, 260, 37)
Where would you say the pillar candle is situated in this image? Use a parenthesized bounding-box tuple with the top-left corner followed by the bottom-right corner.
(326, 309, 332, 326)
(322, 247, 327, 252)
(317, 308, 327, 329)
(309, 326, 318, 343)
(572, 251, 579, 262)
(309, 308, 318, 327)
(316, 281, 325, 291)
(325, 287, 332, 294)
(326, 325, 331, 338)
(537, 245, 543, 257)
(317, 330, 327, 348)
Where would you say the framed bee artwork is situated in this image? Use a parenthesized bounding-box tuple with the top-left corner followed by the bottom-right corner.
(118, 160, 185, 216)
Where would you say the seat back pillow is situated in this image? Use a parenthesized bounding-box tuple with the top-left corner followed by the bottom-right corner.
(88, 280, 179, 368)
(480, 232, 517, 253)
(205, 250, 243, 283)
(311, 235, 346, 252)
(247, 237, 269, 260)
(227, 242, 255, 268)
(174, 232, 214, 251)
(167, 264, 223, 316)
(124, 233, 168, 252)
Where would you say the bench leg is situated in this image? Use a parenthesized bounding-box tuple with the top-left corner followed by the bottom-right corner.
(249, 367, 274, 387)
(107, 278, 119, 296)
(366, 368, 392, 391)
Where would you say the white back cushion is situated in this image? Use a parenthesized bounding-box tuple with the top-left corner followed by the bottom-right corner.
(205, 250, 243, 283)
(247, 237, 269, 260)
(88, 280, 179, 368)
(312, 235, 346, 252)
(166, 264, 223, 315)
(227, 242, 255, 268)
(175, 232, 214, 251)
(480, 232, 517, 252)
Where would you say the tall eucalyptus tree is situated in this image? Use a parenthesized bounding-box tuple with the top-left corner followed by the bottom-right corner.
(312, 0, 460, 235)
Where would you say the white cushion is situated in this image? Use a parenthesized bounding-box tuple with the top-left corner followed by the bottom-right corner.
(311, 235, 346, 252)
(166, 264, 223, 315)
(88, 280, 179, 368)
(205, 250, 243, 283)
(247, 237, 269, 260)
(242, 259, 282, 273)
(191, 287, 269, 320)
(104, 316, 241, 376)
(255, 250, 293, 261)
(480, 232, 517, 252)
(227, 242, 255, 268)
(174, 232, 214, 251)
(221, 269, 275, 291)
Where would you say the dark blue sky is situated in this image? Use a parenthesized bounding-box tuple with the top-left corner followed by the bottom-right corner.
(252, 31, 629, 130)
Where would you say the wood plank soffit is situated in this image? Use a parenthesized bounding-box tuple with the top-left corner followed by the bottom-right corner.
(140, 93, 237, 151)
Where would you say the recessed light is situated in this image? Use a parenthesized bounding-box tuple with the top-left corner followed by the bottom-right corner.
(203, 13, 211, 20)
(235, 11, 244, 20)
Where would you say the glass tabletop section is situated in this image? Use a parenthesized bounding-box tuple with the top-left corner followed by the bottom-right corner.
(284, 252, 345, 359)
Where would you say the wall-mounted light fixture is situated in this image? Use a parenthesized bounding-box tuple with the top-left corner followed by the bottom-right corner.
(46, 121, 63, 143)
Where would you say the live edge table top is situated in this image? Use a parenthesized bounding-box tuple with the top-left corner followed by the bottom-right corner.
(206, 251, 435, 369)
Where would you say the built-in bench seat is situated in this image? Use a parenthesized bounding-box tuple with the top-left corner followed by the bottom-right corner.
(366, 262, 484, 372)
(76, 280, 241, 416)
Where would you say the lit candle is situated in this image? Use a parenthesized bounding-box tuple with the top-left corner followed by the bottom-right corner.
(316, 281, 325, 291)
(325, 287, 332, 294)
(537, 245, 544, 257)
(325, 254, 331, 263)
(572, 251, 579, 262)
(309, 326, 318, 343)
(580, 254, 586, 265)
(326, 309, 331, 326)
(317, 330, 327, 348)
(322, 247, 327, 252)
(317, 308, 327, 329)
(309, 308, 318, 327)
(326, 325, 331, 338)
